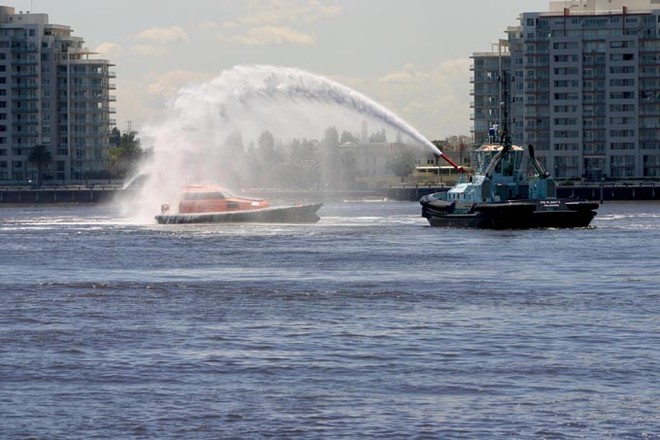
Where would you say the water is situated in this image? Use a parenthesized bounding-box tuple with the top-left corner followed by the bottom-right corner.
(1, 201, 659, 439)
(174, 65, 441, 155)
(135, 65, 444, 220)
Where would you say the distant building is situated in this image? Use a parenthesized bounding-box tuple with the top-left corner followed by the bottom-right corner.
(0, 6, 116, 184)
(470, 40, 511, 144)
(472, 0, 660, 180)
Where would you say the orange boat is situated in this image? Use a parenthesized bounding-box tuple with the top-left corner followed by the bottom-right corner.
(155, 185, 322, 224)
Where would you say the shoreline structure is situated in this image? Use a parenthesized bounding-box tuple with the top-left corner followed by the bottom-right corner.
(1, 181, 659, 204)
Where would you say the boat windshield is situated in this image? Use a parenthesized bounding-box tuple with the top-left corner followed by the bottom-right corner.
(472, 147, 524, 176)
(472, 150, 499, 174)
(498, 149, 523, 176)
(182, 192, 227, 201)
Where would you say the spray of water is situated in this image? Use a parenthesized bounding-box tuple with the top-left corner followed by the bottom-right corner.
(126, 65, 443, 221)
(225, 65, 442, 154)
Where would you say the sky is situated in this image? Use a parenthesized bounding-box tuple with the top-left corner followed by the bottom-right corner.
(5, 0, 552, 140)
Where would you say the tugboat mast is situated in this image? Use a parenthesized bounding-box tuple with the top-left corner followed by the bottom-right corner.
(499, 71, 512, 149)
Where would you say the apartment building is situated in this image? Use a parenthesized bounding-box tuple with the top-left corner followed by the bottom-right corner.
(472, 0, 660, 180)
(0, 6, 115, 183)
(470, 41, 512, 144)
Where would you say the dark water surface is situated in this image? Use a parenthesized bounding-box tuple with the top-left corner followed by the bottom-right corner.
(1, 201, 658, 439)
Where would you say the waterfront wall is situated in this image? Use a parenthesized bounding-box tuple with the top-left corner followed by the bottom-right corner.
(0, 187, 119, 204)
(1, 183, 659, 204)
(383, 183, 660, 202)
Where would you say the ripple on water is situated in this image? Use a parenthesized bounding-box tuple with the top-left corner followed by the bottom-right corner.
(0, 202, 658, 438)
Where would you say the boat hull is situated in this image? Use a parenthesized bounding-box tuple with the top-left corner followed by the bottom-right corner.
(155, 203, 322, 225)
(420, 197, 598, 229)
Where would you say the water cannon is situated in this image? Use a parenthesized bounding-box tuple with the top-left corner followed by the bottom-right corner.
(431, 140, 465, 173)
(440, 152, 465, 173)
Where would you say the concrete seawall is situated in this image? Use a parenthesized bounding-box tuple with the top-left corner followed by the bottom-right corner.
(0, 188, 119, 204)
(383, 183, 660, 202)
(1, 183, 658, 204)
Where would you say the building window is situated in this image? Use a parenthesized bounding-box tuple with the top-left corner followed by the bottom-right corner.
(610, 104, 635, 112)
(554, 130, 579, 138)
(610, 129, 635, 137)
(610, 155, 635, 178)
(554, 143, 578, 151)
(610, 65, 635, 74)
(610, 53, 635, 61)
(610, 78, 634, 87)
(610, 91, 635, 99)
(643, 155, 660, 176)
(611, 142, 635, 150)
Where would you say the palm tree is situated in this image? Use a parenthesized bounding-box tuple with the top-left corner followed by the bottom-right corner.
(27, 144, 53, 187)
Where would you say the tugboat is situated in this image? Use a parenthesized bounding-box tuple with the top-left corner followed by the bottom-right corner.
(420, 76, 598, 229)
(155, 185, 322, 224)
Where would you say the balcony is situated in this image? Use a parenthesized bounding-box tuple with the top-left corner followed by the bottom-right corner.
(11, 82, 38, 90)
(13, 58, 38, 65)
(11, 70, 38, 78)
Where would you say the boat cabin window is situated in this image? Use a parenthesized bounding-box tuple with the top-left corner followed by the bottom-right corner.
(499, 151, 523, 176)
(473, 151, 498, 174)
(182, 192, 226, 200)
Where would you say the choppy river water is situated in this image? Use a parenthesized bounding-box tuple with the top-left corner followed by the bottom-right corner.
(1, 201, 658, 439)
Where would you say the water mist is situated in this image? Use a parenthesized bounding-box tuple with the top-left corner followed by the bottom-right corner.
(126, 65, 443, 222)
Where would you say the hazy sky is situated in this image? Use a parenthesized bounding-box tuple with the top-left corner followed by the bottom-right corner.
(6, 0, 551, 139)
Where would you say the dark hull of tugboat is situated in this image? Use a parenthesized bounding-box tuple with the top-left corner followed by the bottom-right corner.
(420, 197, 598, 229)
(155, 203, 322, 225)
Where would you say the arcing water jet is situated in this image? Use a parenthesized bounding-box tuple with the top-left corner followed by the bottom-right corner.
(129, 65, 449, 221)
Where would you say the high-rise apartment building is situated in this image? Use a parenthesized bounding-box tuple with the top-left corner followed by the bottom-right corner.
(472, 0, 660, 180)
(470, 40, 511, 144)
(0, 6, 115, 183)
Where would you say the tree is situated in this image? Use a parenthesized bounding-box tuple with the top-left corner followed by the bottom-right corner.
(27, 144, 53, 187)
(224, 130, 245, 154)
(287, 138, 320, 189)
(340, 130, 356, 144)
(258, 130, 275, 151)
(256, 130, 285, 187)
(321, 126, 341, 189)
(431, 140, 444, 152)
(109, 130, 142, 178)
(387, 147, 416, 182)
(369, 129, 387, 143)
(119, 131, 142, 157)
(323, 126, 339, 147)
(110, 126, 121, 147)
(257, 130, 283, 165)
